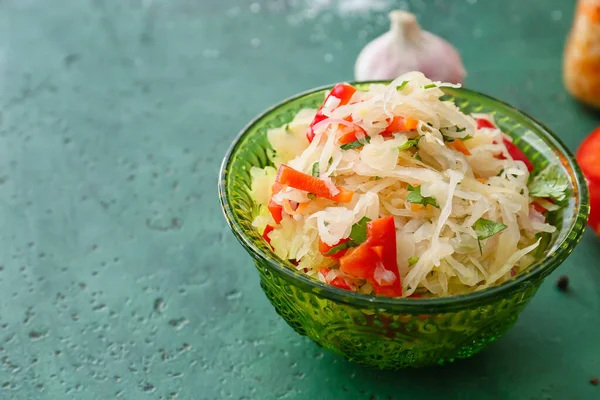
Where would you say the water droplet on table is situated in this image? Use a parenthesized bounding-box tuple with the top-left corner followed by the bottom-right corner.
(225, 290, 242, 300)
(250, 3, 261, 13)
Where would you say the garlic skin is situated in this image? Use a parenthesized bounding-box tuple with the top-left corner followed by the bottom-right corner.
(355, 10, 466, 84)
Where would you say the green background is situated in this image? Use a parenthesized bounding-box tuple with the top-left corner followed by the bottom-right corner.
(1, 0, 599, 399)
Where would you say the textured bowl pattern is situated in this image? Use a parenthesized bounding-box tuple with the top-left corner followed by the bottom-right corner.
(258, 263, 538, 368)
(219, 83, 589, 369)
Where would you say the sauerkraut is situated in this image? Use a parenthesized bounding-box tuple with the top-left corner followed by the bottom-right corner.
(250, 72, 562, 298)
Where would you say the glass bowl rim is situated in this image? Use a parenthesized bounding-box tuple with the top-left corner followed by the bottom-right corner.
(219, 81, 589, 312)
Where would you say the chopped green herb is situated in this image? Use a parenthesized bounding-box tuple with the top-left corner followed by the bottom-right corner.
(375, 176, 381, 180)
(325, 217, 371, 255)
(307, 193, 316, 200)
(340, 136, 371, 150)
(534, 232, 552, 258)
(284, 124, 291, 132)
(328, 156, 333, 166)
(396, 80, 408, 91)
(398, 136, 423, 151)
(414, 153, 422, 161)
(408, 256, 419, 266)
(442, 135, 455, 142)
(497, 169, 505, 177)
(349, 216, 370, 244)
(324, 241, 353, 255)
(427, 122, 434, 127)
(462, 134, 473, 140)
(473, 217, 507, 253)
(424, 83, 437, 89)
(407, 184, 440, 208)
(528, 165, 571, 205)
(474, 218, 507, 240)
(311, 162, 320, 177)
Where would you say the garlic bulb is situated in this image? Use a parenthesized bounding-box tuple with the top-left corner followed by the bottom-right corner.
(355, 10, 466, 84)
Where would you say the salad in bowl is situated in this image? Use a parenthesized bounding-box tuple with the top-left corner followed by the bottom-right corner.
(251, 72, 569, 299)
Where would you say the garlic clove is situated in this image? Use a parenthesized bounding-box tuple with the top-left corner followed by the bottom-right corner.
(355, 10, 466, 84)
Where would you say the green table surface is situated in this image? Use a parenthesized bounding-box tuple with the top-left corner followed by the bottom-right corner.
(1, 0, 599, 399)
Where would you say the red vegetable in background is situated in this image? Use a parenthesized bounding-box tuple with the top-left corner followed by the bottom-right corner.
(577, 127, 600, 181)
(576, 127, 600, 234)
(306, 83, 356, 142)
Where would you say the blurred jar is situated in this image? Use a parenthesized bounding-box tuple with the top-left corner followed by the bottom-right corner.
(564, 0, 600, 108)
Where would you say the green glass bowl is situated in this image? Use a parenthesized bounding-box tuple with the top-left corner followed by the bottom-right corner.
(218, 83, 589, 369)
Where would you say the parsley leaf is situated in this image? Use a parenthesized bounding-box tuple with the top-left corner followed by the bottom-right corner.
(311, 162, 320, 177)
(473, 218, 507, 254)
(442, 135, 455, 142)
(349, 217, 370, 244)
(396, 80, 409, 91)
(324, 241, 353, 255)
(473, 218, 507, 240)
(456, 127, 466, 133)
(398, 136, 423, 151)
(414, 153, 422, 161)
(328, 156, 333, 166)
(408, 256, 419, 266)
(424, 83, 437, 89)
(284, 124, 291, 132)
(307, 193, 316, 200)
(340, 136, 371, 150)
(324, 217, 371, 255)
(462, 134, 473, 140)
(528, 165, 571, 204)
(406, 184, 440, 208)
(374, 176, 381, 180)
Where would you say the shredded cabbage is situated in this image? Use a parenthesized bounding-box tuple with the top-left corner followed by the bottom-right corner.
(250, 72, 559, 298)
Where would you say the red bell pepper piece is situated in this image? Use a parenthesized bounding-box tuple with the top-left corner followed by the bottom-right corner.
(267, 182, 284, 224)
(476, 118, 534, 172)
(587, 179, 600, 235)
(337, 124, 367, 146)
(275, 164, 354, 203)
(476, 118, 496, 129)
(268, 200, 283, 224)
(339, 216, 402, 297)
(262, 224, 274, 246)
(318, 267, 352, 290)
(381, 116, 419, 136)
(576, 127, 600, 235)
(319, 238, 350, 259)
(502, 138, 534, 172)
(306, 83, 356, 142)
(576, 127, 600, 181)
(532, 202, 546, 214)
